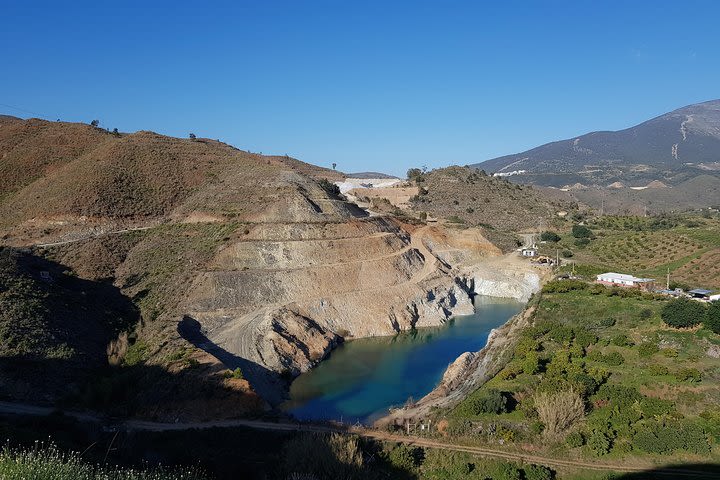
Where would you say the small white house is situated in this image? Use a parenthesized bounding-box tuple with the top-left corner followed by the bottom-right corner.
(521, 247, 538, 257)
(596, 272, 655, 290)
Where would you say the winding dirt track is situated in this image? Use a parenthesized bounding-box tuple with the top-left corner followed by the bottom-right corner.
(0, 401, 714, 478)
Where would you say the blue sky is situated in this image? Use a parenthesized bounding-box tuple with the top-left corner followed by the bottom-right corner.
(2, 1, 719, 177)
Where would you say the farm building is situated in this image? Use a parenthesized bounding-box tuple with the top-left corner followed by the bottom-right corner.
(688, 289, 713, 301)
(520, 247, 538, 257)
(596, 272, 655, 290)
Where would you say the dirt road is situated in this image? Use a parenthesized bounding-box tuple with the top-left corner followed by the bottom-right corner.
(0, 401, 712, 477)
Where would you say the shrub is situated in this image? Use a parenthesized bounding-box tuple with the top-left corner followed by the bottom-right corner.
(647, 364, 669, 376)
(522, 352, 540, 375)
(542, 280, 587, 294)
(593, 384, 642, 408)
(534, 388, 585, 436)
(574, 238, 591, 247)
(633, 419, 710, 454)
(574, 328, 598, 348)
(572, 225, 593, 238)
(514, 336, 540, 357)
(661, 348, 678, 358)
(540, 231, 561, 242)
(661, 298, 706, 328)
(566, 431, 585, 447)
(601, 351, 624, 366)
(524, 464, 553, 480)
(637, 342, 659, 358)
(561, 250, 574, 258)
(495, 462, 522, 480)
(675, 368, 702, 383)
(388, 444, 422, 471)
(587, 430, 611, 456)
(465, 389, 508, 415)
(640, 397, 675, 418)
(596, 317, 616, 328)
(611, 334, 634, 347)
(705, 301, 720, 334)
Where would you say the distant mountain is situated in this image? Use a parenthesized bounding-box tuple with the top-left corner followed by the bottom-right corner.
(475, 99, 720, 188)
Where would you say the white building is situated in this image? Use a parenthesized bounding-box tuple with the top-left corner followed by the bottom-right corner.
(596, 272, 655, 289)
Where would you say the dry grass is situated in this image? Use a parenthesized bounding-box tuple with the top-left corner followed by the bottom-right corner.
(534, 388, 585, 437)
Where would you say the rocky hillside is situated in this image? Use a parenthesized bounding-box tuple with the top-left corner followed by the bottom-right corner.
(0, 118, 506, 410)
(409, 166, 573, 234)
(475, 99, 720, 189)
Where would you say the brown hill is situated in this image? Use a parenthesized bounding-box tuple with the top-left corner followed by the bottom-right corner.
(410, 166, 574, 232)
(0, 118, 492, 413)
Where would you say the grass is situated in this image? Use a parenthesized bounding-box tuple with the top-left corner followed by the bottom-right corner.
(0, 444, 207, 480)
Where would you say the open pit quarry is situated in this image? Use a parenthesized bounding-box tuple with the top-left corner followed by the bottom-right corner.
(183, 181, 546, 406)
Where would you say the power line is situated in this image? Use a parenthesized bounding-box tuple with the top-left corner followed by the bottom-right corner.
(0, 102, 52, 119)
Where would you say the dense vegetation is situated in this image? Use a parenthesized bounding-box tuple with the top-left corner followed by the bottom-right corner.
(443, 283, 720, 463)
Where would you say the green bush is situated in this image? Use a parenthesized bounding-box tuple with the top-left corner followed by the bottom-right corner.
(610, 334, 633, 347)
(566, 431, 585, 448)
(593, 384, 642, 408)
(587, 430, 611, 456)
(640, 397, 675, 418)
(524, 464, 553, 480)
(661, 298, 706, 328)
(522, 352, 540, 375)
(572, 225, 593, 238)
(574, 328, 598, 348)
(542, 280, 588, 294)
(637, 342, 659, 358)
(561, 250, 574, 258)
(464, 389, 508, 415)
(574, 238, 591, 247)
(705, 301, 720, 334)
(388, 444, 422, 471)
(494, 462, 522, 480)
(600, 351, 624, 366)
(647, 364, 669, 376)
(675, 367, 702, 383)
(633, 419, 710, 454)
(540, 231, 561, 242)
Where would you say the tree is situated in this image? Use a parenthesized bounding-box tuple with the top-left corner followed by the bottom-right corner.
(90, 119, 99, 127)
(661, 298, 706, 328)
(571, 224, 593, 238)
(112, 128, 120, 137)
(540, 231, 561, 242)
(332, 162, 337, 170)
(407, 168, 422, 181)
(704, 301, 720, 334)
(189, 133, 196, 140)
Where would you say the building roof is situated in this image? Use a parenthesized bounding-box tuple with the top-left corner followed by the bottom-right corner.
(688, 289, 713, 295)
(597, 272, 655, 283)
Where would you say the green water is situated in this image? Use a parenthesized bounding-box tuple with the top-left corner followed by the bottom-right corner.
(283, 296, 522, 423)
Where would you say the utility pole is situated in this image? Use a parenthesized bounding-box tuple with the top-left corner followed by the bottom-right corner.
(666, 267, 670, 290)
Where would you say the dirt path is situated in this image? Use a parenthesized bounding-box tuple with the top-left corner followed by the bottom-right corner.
(0, 401, 710, 477)
(33, 225, 154, 248)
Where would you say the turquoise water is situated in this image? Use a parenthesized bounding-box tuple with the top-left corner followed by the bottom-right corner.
(283, 296, 522, 424)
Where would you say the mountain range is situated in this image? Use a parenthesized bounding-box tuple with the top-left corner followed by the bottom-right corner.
(475, 99, 720, 189)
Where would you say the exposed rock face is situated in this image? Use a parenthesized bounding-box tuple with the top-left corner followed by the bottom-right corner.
(185, 219, 480, 403)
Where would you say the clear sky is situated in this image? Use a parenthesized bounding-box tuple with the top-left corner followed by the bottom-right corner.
(2, 1, 719, 177)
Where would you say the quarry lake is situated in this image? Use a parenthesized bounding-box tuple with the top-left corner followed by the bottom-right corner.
(283, 296, 522, 423)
